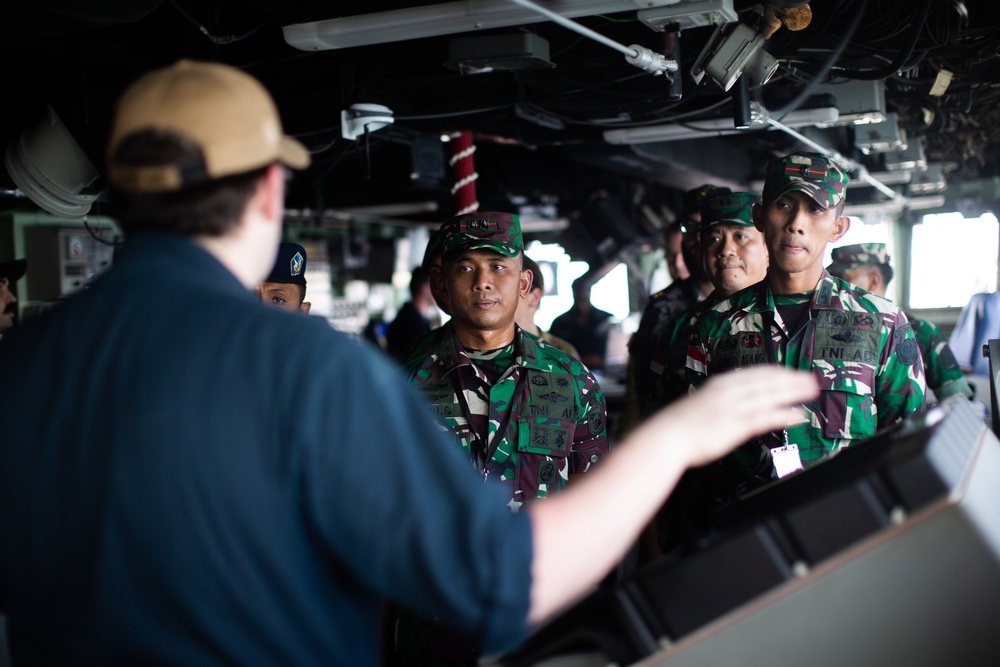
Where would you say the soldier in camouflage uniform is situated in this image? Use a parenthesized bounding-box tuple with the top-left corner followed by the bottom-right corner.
(616, 184, 729, 439)
(827, 242, 974, 402)
(627, 185, 729, 408)
(646, 191, 768, 412)
(685, 152, 925, 496)
(422, 226, 450, 316)
(405, 211, 608, 508)
(397, 211, 609, 666)
(640, 191, 769, 559)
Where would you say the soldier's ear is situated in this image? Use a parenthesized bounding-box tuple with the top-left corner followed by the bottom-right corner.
(830, 214, 851, 242)
(752, 203, 765, 233)
(867, 267, 884, 294)
(518, 264, 532, 299)
(433, 268, 446, 289)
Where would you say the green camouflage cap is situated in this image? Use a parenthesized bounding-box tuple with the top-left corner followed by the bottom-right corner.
(682, 184, 732, 217)
(700, 191, 761, 234)
(763, 151, 849, 209)
(421, 227, 445, 272)
(441, 211, 523, 263)
(827, 242, 890, 276)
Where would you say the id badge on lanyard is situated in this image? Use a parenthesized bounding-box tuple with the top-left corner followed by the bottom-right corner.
(762, 308, 804, 479)
(771, 440, 803, 478)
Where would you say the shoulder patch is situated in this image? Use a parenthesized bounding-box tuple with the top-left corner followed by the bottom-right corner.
(588, 407, 606, 435)
(896, 337, 919, 366)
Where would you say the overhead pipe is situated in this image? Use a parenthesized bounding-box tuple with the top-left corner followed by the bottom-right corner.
(507, 0, 678, 76)
(449, 131, 479, 215)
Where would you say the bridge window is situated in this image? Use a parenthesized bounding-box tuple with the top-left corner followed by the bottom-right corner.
(910, 212, 999, 309)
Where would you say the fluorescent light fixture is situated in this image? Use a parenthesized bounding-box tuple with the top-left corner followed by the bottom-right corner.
(845, 194, 944, 217)
(520, 217, 570, 232)
(283, 0, 685, 51)
(603, 105, 839, 144)
(848, 170, 913, 187)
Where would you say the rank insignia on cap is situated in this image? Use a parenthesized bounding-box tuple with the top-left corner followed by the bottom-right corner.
(763, 151, 850, 209)
(461, 217, 499, 234)
(266, 242, 308, 284)
(786, 163, 828, 180)
(441, 211, 524, 263)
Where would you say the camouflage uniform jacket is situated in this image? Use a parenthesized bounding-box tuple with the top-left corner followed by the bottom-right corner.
(628, 276, 706, 408)
(405, 324, 608, 511)
(686, 273, 926, 467)
(908, 315, 974, 401)
(646, 292, 724, 412)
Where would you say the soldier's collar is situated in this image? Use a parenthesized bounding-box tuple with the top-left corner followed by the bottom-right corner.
(760, 272, 840, 311)
(812, 272, 839, 308)
(515, 325, 549, 370)
(437, 330, 475, 374)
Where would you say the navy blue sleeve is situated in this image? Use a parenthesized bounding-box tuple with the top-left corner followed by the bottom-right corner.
(293, 327, 533, 654)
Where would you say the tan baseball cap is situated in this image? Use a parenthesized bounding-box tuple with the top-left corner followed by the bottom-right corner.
(107, 60, 310, 193)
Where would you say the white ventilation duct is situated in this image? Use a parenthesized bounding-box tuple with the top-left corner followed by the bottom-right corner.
(3, 106, 103, 218)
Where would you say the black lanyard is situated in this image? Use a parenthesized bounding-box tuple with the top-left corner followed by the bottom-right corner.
(757, 281, 782, 365)
(762, 310, 780, 365)
(452, 365, 530, 476)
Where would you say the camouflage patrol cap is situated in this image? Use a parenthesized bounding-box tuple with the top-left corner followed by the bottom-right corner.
(826, 242, 890, 277)
(700, 191, 761, 233)
(763, 151, 849, 209)
(421, 227, 445, 272)
(682, 184, 731, 217)
(441, 211, 523, 263)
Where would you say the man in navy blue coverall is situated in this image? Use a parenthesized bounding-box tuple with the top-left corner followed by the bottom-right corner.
(0, 60, 817, 666)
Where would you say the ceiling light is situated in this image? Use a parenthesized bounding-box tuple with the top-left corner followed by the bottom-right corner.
(3, 107, 103, 218)
(603, 104, 839, 144)
(341, 104, 394, 141)
(848, 170, 913, 186)
(283, 0, 683, 51)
